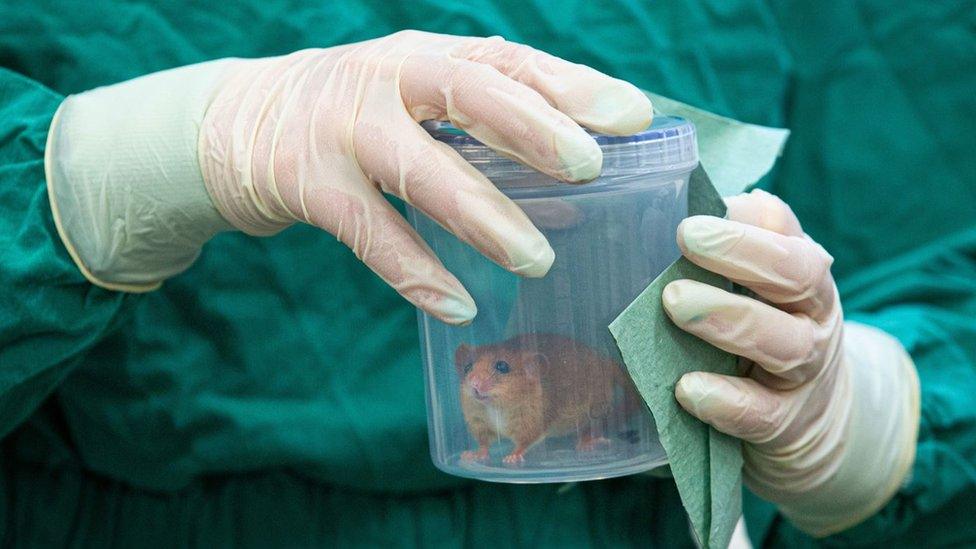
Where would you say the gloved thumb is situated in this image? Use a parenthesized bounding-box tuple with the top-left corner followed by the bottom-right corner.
(675, 372, 784, 444)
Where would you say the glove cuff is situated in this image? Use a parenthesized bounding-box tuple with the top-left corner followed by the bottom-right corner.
(779, 321, 920, 537)
(44, 60, 239, 291)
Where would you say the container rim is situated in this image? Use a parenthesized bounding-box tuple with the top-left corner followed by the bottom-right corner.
(424, 115, 692, 146)
(422, 115, 699, 189)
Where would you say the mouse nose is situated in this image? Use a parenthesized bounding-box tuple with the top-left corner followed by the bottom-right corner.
(470, 380, 489, 399)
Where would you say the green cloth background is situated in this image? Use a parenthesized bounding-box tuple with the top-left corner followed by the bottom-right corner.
(1, 1, 975, 547)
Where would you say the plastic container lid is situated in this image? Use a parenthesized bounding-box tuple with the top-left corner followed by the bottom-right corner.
(422, 115, 698, 189)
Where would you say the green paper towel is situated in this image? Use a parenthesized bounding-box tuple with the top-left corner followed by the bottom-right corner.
(687, 166, 728, 220)
(610, 258, 741, 549)
(645, 92, 790, 197)
(609, 166, 742, 549)
(605, 93, 789, 546)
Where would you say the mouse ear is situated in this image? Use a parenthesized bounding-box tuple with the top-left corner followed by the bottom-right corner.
(454, 343, 474, 375)
(524, 352, 549, 380)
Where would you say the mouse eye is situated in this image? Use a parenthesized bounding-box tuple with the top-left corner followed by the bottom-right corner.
(463, 362, 473, 374)
(494, 361, 510, 374)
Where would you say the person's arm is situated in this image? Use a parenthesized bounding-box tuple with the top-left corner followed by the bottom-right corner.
(664, 189, 919, 538)
(760, 228, 976, 546)
(0, 68, 136, 437)
(6, 30, 651, 446)
(44, 31, 653, 327)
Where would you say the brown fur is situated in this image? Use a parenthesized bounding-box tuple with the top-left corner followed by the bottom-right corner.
(455, 333, 638, 464)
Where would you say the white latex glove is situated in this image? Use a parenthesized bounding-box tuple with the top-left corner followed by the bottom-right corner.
(45, 30, 652, 324)
(662, 189, 920, 537)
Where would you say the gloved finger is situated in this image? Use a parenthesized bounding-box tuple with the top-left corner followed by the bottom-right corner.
(452, 36, 653, 136)
(675, 371, 788, 444)
(353, 110, 554, 278)
(724, 189, 804, 237)
(677, 215, 837, 321)
(400, 55, 603, 182)
(662, 279, 824, 385)
(300, 175, 478, 326)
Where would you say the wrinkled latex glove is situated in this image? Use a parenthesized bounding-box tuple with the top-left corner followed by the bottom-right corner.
(45, 31, 651, 324)
(662, 189, 920, 536)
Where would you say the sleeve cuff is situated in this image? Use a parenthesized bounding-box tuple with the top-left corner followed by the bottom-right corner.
(43, 60, 238, 291)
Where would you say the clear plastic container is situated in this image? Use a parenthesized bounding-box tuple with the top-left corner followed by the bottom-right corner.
(409, 116, 698, 483)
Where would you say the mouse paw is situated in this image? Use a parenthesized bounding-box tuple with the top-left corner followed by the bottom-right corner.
(461, 448, 489, 462)
(502, 451, 525, 465)
(576, 436, 611, 452)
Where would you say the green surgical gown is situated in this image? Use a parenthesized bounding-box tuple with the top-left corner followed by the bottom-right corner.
(1, 1, 975, 546)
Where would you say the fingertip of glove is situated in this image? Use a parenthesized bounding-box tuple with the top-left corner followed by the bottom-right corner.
(582, 82, 653, 136)
(661, 280, 682, 315)
(554, 132, 603, 182)
(434, 292, 478, 325)
(675, 372, 710, 415)
(508, 239, 555, 278)
(661, 279, 708, 325)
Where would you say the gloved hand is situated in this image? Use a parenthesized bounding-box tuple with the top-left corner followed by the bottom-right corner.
(662, 189, 920, 536)
(45, 30, 652, 324)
